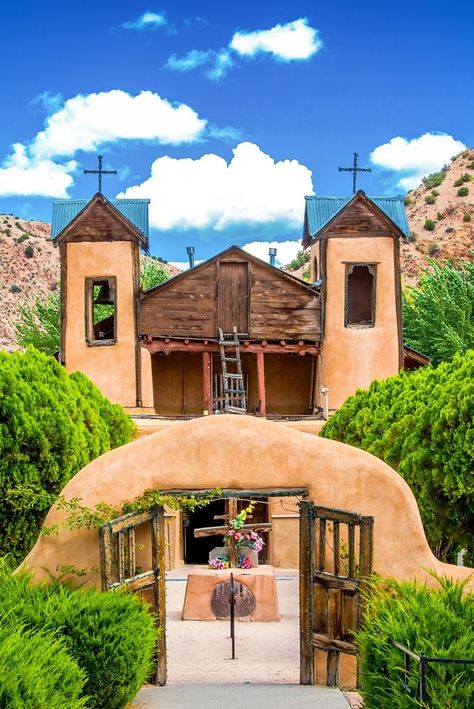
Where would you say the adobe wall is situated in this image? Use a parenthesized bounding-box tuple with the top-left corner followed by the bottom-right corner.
(321, 237, 400, 410)
(22, 415, 473, 591)
(64, 242, 137, 406)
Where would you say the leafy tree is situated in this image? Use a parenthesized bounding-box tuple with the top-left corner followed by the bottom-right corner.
(403, 261, 474, 366)
(285, 249, 311, 271)
(0, 348, 135, 563)
(321, 351, 474, 562)
(14, 257, 170, 354)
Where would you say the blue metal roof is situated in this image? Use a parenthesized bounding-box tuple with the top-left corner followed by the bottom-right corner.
(51, 197, 150, 239)
(305, 194, 410, 238)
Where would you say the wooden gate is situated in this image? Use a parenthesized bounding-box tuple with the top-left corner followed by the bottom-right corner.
(99, 507, 167, 686)
(299, 501, 374, 686)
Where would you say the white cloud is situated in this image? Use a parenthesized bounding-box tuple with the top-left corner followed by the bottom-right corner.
(31, 90, 207, 159)
(166, 18, 322, 80)
(0, 143, 76, 197)
(121, 11, 167, 31)
(230, 18, 322, 61)
(242, 240, 301, 267)
(370, 132, 466, 191)
(117, 142, 313, 235)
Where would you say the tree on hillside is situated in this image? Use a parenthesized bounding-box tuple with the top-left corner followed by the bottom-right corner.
(14, 258, 169, 354)
(0, 348, 135, 563)
(403, 260, 474, 366)
(321, 351, 474, 563)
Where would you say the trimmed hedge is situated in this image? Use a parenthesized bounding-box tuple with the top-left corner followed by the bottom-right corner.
(0, 348, 135, 564)
(0, 624, 87, 709)
(321, 352, 474, 562)
(358, 576, 474, 708)
(0, 570, 157, 709)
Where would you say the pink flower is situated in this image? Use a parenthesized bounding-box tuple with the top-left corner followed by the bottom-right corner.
(234, 532, 242, 541)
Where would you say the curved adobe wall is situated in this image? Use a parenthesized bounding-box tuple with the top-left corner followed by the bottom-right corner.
(22, 415, 473, 588)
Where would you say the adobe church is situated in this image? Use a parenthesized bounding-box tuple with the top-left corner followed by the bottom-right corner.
(52, 187, 421, 417)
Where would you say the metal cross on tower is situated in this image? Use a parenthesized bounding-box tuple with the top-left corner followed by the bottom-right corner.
(338, 152, 372, 194)
(83, 155, 117, 193)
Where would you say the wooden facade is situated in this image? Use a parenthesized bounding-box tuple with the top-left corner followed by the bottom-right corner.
(140, 246, 321, 342)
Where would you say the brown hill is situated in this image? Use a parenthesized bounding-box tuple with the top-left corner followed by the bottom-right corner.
(0, 215, 179, 351)
(400, 149, 474, 284)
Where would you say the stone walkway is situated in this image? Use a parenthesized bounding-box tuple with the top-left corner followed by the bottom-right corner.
(134, 683, 348, 708)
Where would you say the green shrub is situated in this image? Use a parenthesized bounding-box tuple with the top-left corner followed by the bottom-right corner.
(0, 349, 134, 563)
(0, 571, 157, 709)
(321, 351, 474, 561)
(457, 186, 469, 197)
(403, 196, 412, 206)
(428, 242, 440, 256)
(0, 623, 87, 708)
(358, 576, 474, 708)
(15, 233, 29, 244)
(454, 177, 465, 187)
(467, 161, 474, 170)
(464, 213, 472, 222)
(422, 172, 445, 190)
(424, 218, 436, 231)
(437, 211, 445, 220)
(425, 193, 437, 205)
(9, 283, 21, 293)
(140, 258, 170, 291)
(24, 244, 34, 258)
(285, 249, 311, 271)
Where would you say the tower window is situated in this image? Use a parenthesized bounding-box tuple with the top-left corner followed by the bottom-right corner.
(85, 277, 117, 345)
(345, 264, 376, 327)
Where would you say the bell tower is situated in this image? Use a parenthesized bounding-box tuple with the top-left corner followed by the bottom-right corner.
(52, 192, 150, 407)
(303, 191, 409, 411)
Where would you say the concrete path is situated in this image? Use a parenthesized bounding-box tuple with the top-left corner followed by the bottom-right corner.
(134, 683, 348, 708)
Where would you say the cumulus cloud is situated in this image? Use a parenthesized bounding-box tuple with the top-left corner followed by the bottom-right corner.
(230, 18, 322, 61)
(166, 17, 322, 80)
(0, 143, 76, 197)
(121, 11, 167, 31)
(117, 142, 313, 235)
(30, 90, 207, 159)
(370, 132, 466, 191)
(242, 240, 301, 267)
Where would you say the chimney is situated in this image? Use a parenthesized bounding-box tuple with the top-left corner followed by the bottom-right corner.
(269, 247, 277, 267)
(186, 246, 195, 269)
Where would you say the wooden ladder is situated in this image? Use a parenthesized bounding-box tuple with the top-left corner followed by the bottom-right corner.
(218, 326, 247, 414)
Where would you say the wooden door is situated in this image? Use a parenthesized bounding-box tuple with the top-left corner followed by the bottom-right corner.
(99, 507, 167, 686)
(299, 501, 374, 686)
(217, 261, 249, 334)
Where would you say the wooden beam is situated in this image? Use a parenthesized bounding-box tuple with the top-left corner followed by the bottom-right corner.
(194, 522, 272, 538)
(142, 339, 320, 356)
(202, 352, 211, 414)
(256, 351, 266, 416)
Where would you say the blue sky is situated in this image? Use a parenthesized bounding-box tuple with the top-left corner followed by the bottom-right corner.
(0, 0, 472, 264)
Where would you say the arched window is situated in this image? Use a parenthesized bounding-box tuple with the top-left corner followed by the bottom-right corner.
(345, 264, 376, 327)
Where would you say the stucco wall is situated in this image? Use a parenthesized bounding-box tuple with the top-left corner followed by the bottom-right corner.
(64, 242, 137, 406)
(322, 237, 400, 409)
(22, 415, 472, 591)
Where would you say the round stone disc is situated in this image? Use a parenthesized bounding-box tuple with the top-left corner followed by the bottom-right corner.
(211, 580, 256, 619)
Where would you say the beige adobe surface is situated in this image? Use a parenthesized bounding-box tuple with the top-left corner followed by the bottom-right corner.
(22, 415, 473, 590)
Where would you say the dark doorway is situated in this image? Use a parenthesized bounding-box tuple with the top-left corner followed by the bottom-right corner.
(183, 500, 226, 564)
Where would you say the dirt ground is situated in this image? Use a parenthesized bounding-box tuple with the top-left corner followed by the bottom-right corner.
(165, 567, 300, 684)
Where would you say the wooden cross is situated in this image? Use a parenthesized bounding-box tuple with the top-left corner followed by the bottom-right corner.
(84, 154, 117, 193)
(338, 152, 372, 194)
(194, 498, 272, 568)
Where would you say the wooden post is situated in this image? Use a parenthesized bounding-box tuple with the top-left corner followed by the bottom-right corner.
(256, 351, 266, 416)
(202, 352, 211, 414)
(299, 500, 314, 684)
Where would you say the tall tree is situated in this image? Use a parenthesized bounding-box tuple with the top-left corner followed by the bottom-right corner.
(403, 260, 474, 366)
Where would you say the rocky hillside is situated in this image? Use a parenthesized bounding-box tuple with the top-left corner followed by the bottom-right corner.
(0, 216, 179, 351)
(401, 149, 474, 284)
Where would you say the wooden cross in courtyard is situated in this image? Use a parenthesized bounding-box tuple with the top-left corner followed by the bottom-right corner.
(84, 155, 117, 193)
(338, 152, 372, 194)
(194, 498, 272, 568)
